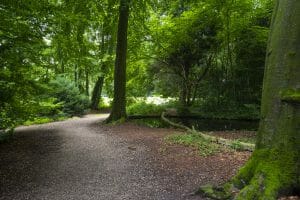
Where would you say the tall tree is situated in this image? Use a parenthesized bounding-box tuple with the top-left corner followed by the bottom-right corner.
(107, 0, 130, 122)
(201, 0, 300, 199)
(90, 0, 118, 110)
(0, 0, 50, 130)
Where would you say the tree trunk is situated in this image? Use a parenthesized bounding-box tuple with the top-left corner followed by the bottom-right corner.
(200, 1, 300, 199)
(85, 68, 89, 96)
(106, 0, 130, 122)
(91, 76, 104, 110)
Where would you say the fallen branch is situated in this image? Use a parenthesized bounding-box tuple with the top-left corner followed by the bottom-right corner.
(161, 112, 254, 151)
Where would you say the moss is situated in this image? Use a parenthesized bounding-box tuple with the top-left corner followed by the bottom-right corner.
(198, 147, 299, 200)
(234, 148, 298, 199)
(280, 89, 300, 103)
(197, 183, 233, 200)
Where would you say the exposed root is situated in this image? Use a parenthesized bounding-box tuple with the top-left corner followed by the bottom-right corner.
(198, 149, 300, 200)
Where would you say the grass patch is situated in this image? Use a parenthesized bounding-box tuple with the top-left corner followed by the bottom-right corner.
(165, 132, 222, 156)
(165, 132, 256, 155)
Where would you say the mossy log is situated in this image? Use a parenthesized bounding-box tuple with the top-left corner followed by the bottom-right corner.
(161, 112, 255, 151)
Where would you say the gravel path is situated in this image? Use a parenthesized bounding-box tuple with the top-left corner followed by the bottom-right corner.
(0, 115, 210, 200)
(0, 115, 252, 200)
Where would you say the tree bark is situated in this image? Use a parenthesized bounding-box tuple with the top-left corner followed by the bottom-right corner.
(91, 76, 104, 110)
(200, 1, 300, 199)
(106, 0, 130, 122)
(85, 68, 89, 96)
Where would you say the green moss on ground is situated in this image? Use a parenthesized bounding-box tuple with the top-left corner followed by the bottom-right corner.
(234, 148, 298, 199)
(197, 183, 234, 200)
(198, 148, 299, 200)
(165, 133, 222, 156)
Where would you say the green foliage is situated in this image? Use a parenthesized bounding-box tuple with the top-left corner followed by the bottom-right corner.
(23, 116, 68, 126)
(0, 129, 14, 144)
(0, 0, 272, 129)
(35, 98, 63, 117)
(232, 148, 299, 199)
(131, 118, 168, 128)
(98, 98, 111, 110)
(126, 98, 259, 120)
(198, 183, 232, 200)
(0, 0, 50, 130)
(190, 100, 260, 120)
(49, 77, 90, 116)
(127, 101, 168, 116)
(23, 117, 54, 126)
(141, 0, 272, 113)
(165, 133, 222, 156)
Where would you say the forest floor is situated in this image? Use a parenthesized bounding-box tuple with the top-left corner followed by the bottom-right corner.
(0, 114, 254, 200)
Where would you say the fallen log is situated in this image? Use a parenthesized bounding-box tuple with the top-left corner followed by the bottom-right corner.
(161, 112, 254, 152)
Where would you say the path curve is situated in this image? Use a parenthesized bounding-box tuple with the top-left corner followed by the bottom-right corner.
(0, 115, 206, 200)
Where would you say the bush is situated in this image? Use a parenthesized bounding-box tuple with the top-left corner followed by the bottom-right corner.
(49, 77, 90, 116)
(35, 97, 63, 117)
(127, 101, 167, 115)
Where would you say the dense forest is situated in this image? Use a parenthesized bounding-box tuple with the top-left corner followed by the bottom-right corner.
(1, 0, 299, 199)
(0, 0, 274, 129)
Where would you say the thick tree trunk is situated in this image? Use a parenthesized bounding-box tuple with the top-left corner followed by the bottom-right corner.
(200, 1, 300, 199)
(233, 1, 300, 199)
(106, 0, 130, 122)
(91, 76, 104, 110)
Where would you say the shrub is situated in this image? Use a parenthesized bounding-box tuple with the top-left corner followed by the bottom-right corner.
(49, 77, 90, 116)
(35, 97, 63, 117)
(127, 101, 167, 115)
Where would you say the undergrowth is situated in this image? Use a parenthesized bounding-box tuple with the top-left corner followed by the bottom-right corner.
(127, 102, 169, 116)
(127, 99, 260, 120)
(165, 133, 256, 156)
(131, 118, 169, 128)
(165, 133, 222, 156)
(23, 116, 68, 126)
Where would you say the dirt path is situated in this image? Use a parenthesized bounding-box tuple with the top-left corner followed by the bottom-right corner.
(0, 115, 250, 200)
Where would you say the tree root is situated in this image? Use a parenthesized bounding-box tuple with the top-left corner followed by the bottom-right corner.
(197, 149, 300, 200)
(161, 112, 255, 151)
